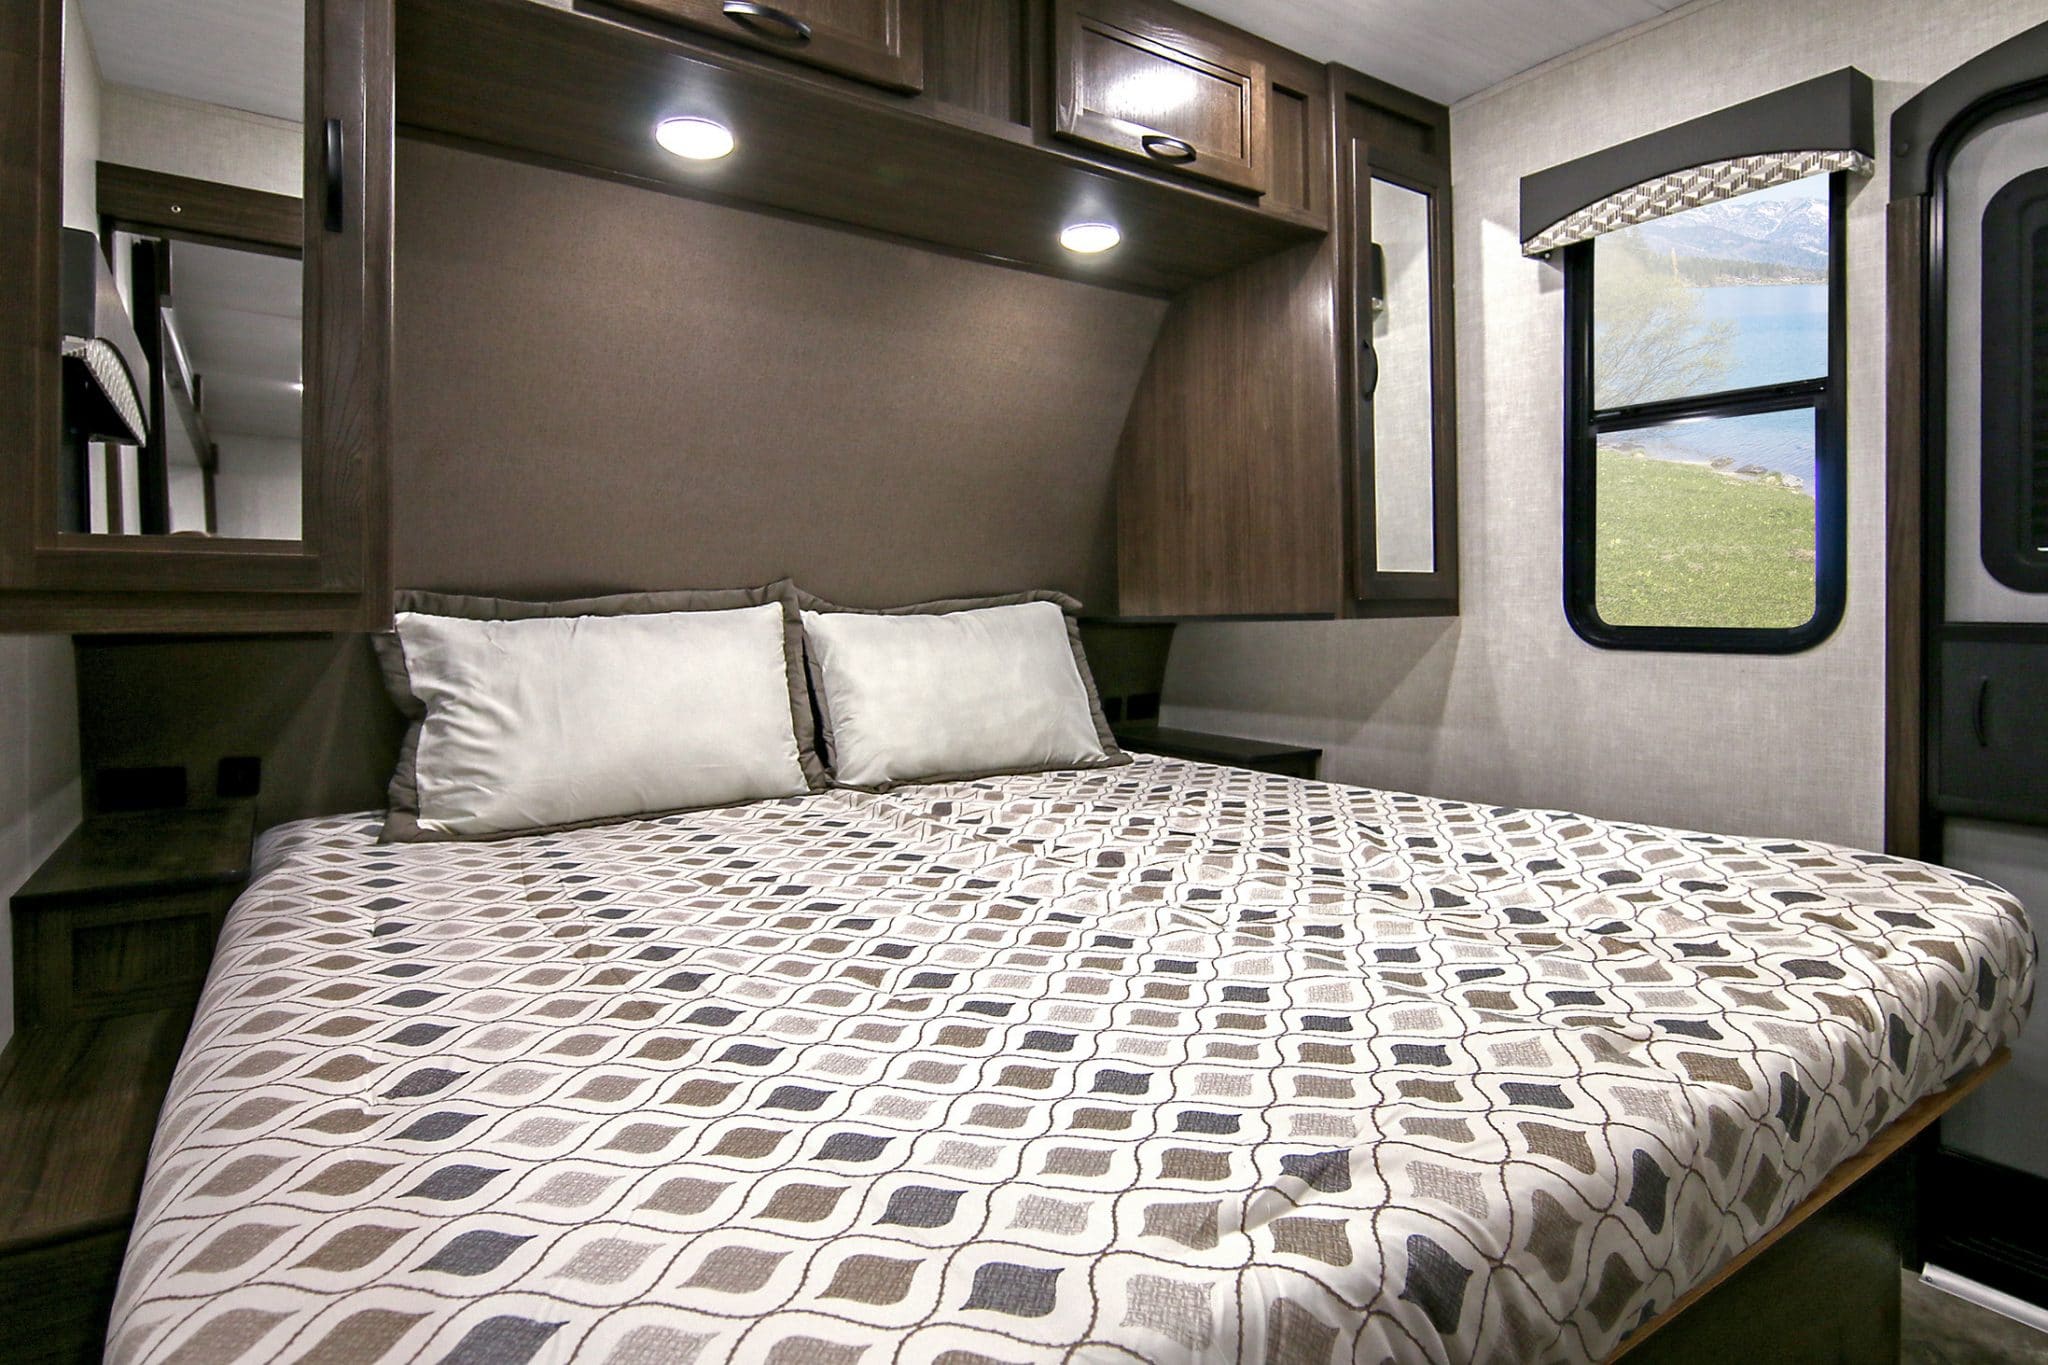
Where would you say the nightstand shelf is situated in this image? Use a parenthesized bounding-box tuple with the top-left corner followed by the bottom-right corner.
(1113, 723, 1322, 779)
(0, 803, 254, 1363)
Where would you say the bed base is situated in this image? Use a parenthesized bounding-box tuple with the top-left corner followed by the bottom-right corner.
(1604, 1051, 2008, 1364)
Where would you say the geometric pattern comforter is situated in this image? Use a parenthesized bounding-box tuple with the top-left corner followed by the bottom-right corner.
(107, 757, 2034, 1365)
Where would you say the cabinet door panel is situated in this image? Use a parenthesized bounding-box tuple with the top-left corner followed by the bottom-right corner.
(611, 0, 924, 93)
(1341, 75, 1458, 612)
(1936, 638, 2048, 822)
(1053, 0, 1267, 195)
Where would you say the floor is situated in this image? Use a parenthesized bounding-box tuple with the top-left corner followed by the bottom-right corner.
(1904, 1272, 2048, 1363)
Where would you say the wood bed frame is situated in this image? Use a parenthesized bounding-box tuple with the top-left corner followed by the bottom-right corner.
(1606, 1050, 2008, 1363)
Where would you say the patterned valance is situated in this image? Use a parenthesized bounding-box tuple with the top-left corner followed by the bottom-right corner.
(1520, 68, 1873, 257)
(1522, 149, 1874, 256)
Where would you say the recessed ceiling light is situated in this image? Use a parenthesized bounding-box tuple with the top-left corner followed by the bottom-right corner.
(656, 117, 736, 161)
(1060, 221, 1121, 254)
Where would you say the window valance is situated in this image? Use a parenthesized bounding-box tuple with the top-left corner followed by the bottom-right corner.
(1519, 68, 1873, 257)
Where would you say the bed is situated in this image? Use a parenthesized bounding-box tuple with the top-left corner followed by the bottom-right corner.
(105, 756, 2034, 1364)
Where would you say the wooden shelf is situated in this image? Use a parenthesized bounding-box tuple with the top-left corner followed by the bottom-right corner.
(1114, 722, 1321, 778)
(394, 0, 1324, 297)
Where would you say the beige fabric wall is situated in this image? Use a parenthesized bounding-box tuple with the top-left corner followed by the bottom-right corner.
(1164, 0, 2048, 848)
(0, 637, 82, 1053)
(98, 85, 301, 195)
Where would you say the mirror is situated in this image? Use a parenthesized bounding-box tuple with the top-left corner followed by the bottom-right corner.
(1368, 176, 1438, 575)
(59, 0, 305, 542)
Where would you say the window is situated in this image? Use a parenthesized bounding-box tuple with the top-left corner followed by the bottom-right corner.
(1563, 173, 1847, 651)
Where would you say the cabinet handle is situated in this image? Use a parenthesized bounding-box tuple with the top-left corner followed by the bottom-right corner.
(1359, 341, 1379, 400)
(722, 1, 812, 43)
(1974, 676, 1992, 747)
(322, 119, 344, 232)
(1140, 134, 1197, 163)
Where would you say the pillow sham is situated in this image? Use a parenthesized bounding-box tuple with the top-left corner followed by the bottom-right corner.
(797, 588, 1127, 790)
(372, 582, 823, 841)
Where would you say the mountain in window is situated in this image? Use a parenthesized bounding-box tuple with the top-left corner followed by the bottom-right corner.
(1626, 193, 1829, 283)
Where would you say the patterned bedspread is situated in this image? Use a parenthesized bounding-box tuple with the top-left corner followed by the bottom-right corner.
(108, 758, 2033, 1365)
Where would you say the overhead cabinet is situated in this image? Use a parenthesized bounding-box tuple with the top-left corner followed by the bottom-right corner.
(1052, 0, 1269, 196)
(605, 0, 925, 94)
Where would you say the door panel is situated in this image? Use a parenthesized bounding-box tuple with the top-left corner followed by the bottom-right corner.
(610, 0, 924, 93)
(1936, 638, 2048, 822)
(1053, 0, 1267, 196)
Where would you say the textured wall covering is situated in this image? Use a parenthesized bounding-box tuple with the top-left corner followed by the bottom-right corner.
(98, 85, 301, 196)
(392, 140, 1166, 610)
(0, 637, 81, 1052)
(1166, 0, 2048, 850)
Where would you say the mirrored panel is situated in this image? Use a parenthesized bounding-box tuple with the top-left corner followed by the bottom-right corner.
(1369, 177, 1437, 575)
(59, 0, 305, 541)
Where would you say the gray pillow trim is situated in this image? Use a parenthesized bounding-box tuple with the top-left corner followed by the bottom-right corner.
(372, 580, 825, 843)
(792, 586, 1130, 793)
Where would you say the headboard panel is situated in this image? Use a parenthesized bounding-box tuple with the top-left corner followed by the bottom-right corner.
(391, 138, 1169, 609)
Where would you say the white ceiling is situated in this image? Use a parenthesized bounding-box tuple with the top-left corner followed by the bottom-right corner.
(79, 0, 301, 122)
(165, 240, 303, 443)
(1183, 0, 1698, 105)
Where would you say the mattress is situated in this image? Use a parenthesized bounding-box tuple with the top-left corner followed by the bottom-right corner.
(106, 757, 2034, 1365)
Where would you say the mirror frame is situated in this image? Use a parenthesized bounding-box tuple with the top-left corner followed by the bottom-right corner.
(1335, 66, 1459, 615)
(0, 0, 391, 632)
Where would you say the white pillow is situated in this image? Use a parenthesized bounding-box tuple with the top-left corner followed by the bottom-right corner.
(396, 603, 809, 838)
(802, 600, 1110, 789)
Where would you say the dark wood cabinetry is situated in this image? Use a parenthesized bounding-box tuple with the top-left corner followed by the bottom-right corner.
(11, 805, 253, 1028)
(607, 0, 925, 93)
(0, 0, 393, 634)
(0, 805, 253, 1363)
(1052, 0, 1268, 195)
(1116, 65, 1456, 619)
(3, 0, 1447, 633)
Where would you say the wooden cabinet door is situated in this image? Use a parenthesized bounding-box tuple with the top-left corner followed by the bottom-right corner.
(1053, 0, 1267, 195)
(0, 0, 392, 634)
(611, 0, 924, 94)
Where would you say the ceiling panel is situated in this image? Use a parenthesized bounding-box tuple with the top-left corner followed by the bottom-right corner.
(1183, 0, 1696, 104)
(80, 0, 302, 121)
(167, 241, 302, 441)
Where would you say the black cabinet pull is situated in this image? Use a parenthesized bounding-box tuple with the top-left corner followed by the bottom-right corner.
(1359, 341, 1379, 400)
(1974, 676, 1992, 747)
(1140, 134, 1197, 163)
(723, 1, 812, 43)
(322, 119, 344, 233)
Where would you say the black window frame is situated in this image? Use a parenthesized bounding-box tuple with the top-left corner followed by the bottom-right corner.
(1562, 171, 1849, 653)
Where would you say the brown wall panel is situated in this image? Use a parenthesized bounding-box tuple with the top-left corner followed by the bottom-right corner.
(74, 634, 402, 830)
(391, 138, 1166, 610)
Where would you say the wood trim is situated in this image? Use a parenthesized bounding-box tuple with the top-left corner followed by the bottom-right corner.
(0, 589, 369, 634)
(0, 0, 63, 589)
(1605, 1049, 2009, 1362)
(1333, 64, 1458, 615)
(95, 163, 302, 255)
(307, 0, 395, 620)
(601, 0, 926, 95)
(1885, 195, 1929, 858)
